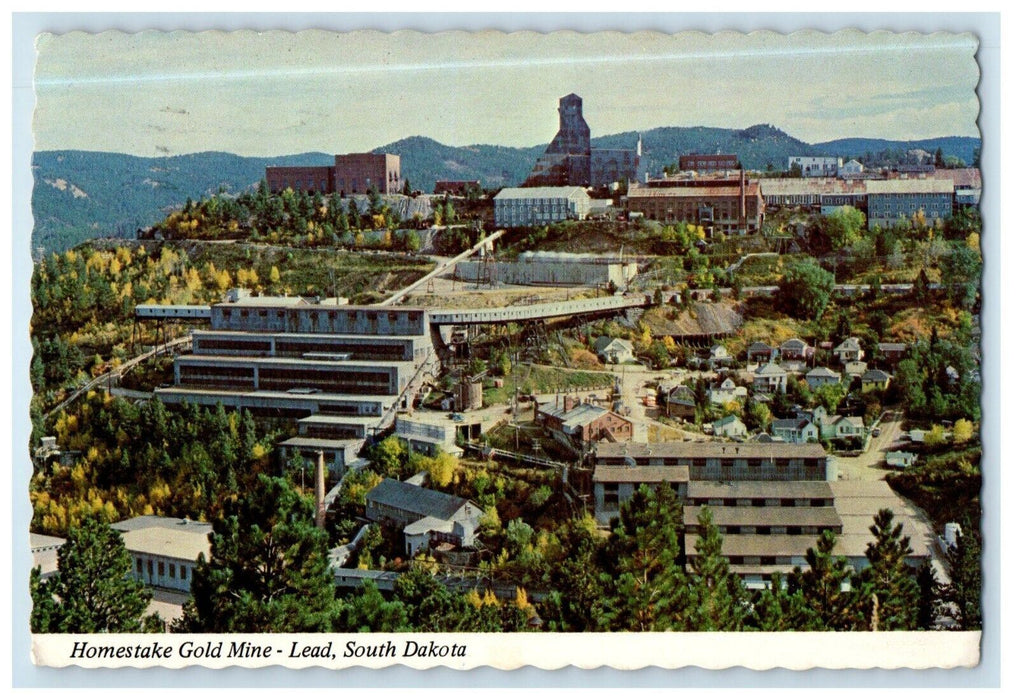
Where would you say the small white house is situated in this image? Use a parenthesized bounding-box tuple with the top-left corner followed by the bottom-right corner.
(712, 414, 748, 440)
(885, 451, 917, 469)
(594, 336, 635, 365)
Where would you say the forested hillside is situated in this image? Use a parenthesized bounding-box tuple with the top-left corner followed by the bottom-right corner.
(31, 128, 980, 253)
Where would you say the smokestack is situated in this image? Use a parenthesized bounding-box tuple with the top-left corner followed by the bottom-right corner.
(739, 168, 747, 233)
(315, 451, 326, 530)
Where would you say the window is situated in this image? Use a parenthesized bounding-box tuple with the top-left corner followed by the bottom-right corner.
(136, 558, 143, 573)
(147, 560, 153, 576)
(169, 563, 176, 579)
(158, 561, 165, 576)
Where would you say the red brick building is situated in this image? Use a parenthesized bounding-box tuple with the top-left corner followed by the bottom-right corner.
(625, 174, 765, 235)
(265, 153, 401, 195)
(534, 395, 633, 444)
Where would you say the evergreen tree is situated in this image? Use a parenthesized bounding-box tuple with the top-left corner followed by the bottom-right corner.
(30, 517, 159, 633)
(916, 558, 940, 630)
(942, 521, 981, 630)
(790, 529, 856, 630)
(855, 509, 920, 630)
(749, 572, 818, 631)
(684, 508, 747, 630)
(540, 516, 605, 631)
(598, 484, 688, 631)
(175, 475, 339, 632)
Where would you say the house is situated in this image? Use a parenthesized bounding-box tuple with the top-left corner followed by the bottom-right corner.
(713, 415, 748, 440)
(844, 360, 868, 378)
(111, 516, 213, 593)
(805, 366, 842, 390)
(771, 417, 819, 444)
(753, 363, 788, 394)
(365, 478, 482, 556)
(709, 377, 747, 405)
(594, 336, 635, 365)
(664, 384, 697, 420)
(839, 159, 865, 177)
(886, 451, 918, 470)
(707, 344, 731, 368)
(779, 338, 811, 362)
(861, 368, 893, 392)
(535, 395, 633, 445)
(819, 414, 865, 441)
(833, 337, 865, 364)
(877, 342, 908, 367)
(747, 342, 775, 364)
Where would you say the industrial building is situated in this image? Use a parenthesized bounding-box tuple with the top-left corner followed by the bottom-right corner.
(111, 516, 213, 593)
(454, 250, 638, 289)
(679, 153, 740, 172)
(365, 478, 483, 555)
(153, 288, 436, 478)
(591, 444, 930, 587)
(523, 93, 641, 188)
(266, 152, 402, 195)
(865, 179, 955, 228)
(493, 186, 592, 227)
(624, 175, 765, 235)
(592, 441, 834, 524)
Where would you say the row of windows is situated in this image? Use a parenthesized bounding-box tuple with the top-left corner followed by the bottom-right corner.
(136, 557, 189, 582)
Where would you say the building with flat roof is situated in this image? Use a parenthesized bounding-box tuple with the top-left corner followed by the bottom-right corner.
(153, 290, 436, 478)
(592, 441, 834, 524)
(266, 153, 402, 195)
(111, 516, 213, 593)
(679, 153, 740, 172)
(865, 179, 955, 229)
(625, 176, 764, 235)
(455, 251, 638, 289)
(493, 186, 592, 227)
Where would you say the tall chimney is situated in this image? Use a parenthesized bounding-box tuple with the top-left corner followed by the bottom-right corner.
(739, 168, 747, 233)
(315, 451, 326, 530)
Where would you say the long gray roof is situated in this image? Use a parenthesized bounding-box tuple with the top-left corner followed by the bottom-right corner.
(687, 481, 835, 500)
(366, 478, 471, 521)
(596, 441, 827, 461)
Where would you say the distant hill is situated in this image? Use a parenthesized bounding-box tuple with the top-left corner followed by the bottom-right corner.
(30, 150, 333, 254)
(31, 127, 981, 253)
(813, 136, 979, 164)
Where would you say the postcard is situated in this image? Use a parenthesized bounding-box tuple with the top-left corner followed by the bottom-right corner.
(19, 21, 991, 676)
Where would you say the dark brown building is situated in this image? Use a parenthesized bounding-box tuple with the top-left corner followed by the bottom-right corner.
(266, 153, 401, 195)
(679, 153, 740, 172)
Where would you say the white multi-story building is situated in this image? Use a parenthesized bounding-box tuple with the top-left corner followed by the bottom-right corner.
(789, 156, 843, 177)
(493, 186, 592, 227)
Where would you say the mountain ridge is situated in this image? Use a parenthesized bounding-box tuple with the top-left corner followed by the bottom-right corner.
(31, 126, 980, 253)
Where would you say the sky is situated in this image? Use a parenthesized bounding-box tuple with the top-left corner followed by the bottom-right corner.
(31, 28, 981, 158)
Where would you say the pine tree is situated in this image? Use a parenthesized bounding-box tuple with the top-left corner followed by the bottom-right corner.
(791, 529, 856, 630)
(684, 508, 746, 630)
(30, 517, 159, 633)
(598, 483, 688, 631)
(856, 509, 920, 630)
(749, 572, 819, 631)
(175, 475, 339, 632)
(916, 558, 940, 630)
(942, 521, 981, 630)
